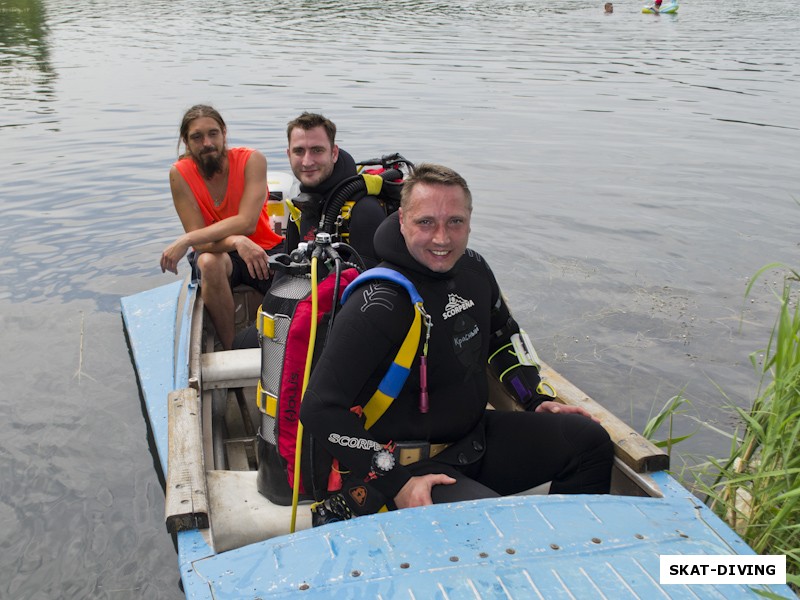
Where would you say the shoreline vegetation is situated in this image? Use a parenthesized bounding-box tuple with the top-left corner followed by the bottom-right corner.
(645, 263, 800, 591)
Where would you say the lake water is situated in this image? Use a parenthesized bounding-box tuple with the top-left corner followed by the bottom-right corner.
(1, 0, 798, 597)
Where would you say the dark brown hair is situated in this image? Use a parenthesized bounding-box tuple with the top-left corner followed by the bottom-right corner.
(286, 112, 336, 147)
(177, 104, 226, 157)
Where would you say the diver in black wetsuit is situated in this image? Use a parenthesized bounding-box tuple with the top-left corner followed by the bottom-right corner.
(232, 114, 392, 349)
(301, 163, 614, 522)
(285, 112, 388, 268)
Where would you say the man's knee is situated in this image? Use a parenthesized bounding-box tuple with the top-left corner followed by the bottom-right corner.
(196, 252, 231, 283)
(550, 415, 613, 494)
(560, 413, 611, 451)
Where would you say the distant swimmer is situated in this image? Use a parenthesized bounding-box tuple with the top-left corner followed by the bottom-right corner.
(605, 2, 613, 12)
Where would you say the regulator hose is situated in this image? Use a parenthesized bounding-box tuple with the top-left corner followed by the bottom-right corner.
(319, 168, 403, 234)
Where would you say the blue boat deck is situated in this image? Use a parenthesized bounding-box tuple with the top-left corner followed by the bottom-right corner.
(185, 474, 779, 599)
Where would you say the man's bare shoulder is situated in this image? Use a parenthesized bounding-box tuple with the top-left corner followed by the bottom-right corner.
(242, 148, 267, 173)
(169, 163, 190, 191)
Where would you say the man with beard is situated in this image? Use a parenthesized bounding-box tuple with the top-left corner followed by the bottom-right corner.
(285, 112, 389, 267)
(160, 104, 283, 350)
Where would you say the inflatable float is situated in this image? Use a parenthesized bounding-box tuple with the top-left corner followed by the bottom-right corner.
(643, 2, 678, 14)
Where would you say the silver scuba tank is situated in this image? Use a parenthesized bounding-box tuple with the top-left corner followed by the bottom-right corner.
(255, 249, 314, 505)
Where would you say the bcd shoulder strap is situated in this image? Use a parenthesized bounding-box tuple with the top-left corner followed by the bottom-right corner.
(341, 267, 430, 429)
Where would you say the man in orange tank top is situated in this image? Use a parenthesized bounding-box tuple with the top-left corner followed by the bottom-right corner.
(160, 105, 283, 349)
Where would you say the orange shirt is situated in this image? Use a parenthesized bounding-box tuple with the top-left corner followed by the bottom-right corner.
(174, 147, 283, 250)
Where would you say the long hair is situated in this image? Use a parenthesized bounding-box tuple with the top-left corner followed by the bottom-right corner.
(177, 104, 226, 158)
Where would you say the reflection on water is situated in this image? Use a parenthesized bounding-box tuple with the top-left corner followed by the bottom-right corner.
(1, 0, 798, 597)
(0, 0, 57, 127)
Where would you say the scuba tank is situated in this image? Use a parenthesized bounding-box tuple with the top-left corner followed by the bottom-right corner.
(255, 246, 315, 505)
(255, 237, 359, 505)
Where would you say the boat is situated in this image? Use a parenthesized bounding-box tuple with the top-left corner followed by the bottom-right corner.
(121, 172, 793, 598)
(643, 2, 679, 14)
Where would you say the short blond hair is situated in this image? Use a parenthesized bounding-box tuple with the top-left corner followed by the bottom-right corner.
(400, 163, 472, 211)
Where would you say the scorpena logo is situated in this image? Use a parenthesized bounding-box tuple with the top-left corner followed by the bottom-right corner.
(442, 293, 475, 320)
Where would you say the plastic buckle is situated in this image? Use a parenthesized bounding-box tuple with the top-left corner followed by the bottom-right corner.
(536, 380, 557, 398)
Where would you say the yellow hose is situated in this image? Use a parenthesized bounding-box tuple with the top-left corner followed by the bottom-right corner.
(290, 255, 319, 533)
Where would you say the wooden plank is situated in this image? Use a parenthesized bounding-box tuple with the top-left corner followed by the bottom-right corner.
(202, 388, 216, 471)
(201, 348, 261, 390)
(539, 362, 669, 473)
(206, 470, 313, 553)
(224, 390, 254, 471)
(487, 364, 669, 474)
(188, 295, 204, 385)
(165, 388, 209, 533)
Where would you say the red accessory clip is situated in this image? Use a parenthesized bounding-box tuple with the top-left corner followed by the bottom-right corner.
(419, 355, 429, 413)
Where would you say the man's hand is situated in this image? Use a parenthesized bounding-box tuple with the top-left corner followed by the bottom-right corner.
(234, 236, 271, 280)
(160, 236, 190, 274)
(394, 474, 456, 509)
(535, 400, 601, 423)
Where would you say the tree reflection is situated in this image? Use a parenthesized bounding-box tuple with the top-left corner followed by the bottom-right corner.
(0, 0, 56, 123)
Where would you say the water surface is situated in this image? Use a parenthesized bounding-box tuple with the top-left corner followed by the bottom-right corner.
(1, 0, 798, 597)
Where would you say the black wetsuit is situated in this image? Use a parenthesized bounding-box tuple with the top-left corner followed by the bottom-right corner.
(285, 149, 387, 269)
(300, 213, 613, 514)
(232, 150, 390, 349)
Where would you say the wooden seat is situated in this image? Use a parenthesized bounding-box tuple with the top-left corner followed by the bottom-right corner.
(201, 348, 261, 389)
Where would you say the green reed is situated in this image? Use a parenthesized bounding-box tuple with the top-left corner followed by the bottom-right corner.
(693, 263, 800, 590)
(641, 392, 695, 457)
(642, 263, 799, 590)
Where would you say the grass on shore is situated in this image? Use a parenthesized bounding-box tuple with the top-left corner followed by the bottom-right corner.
(646, 263, 800, 590)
